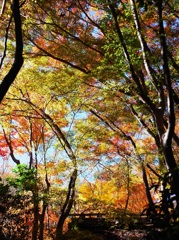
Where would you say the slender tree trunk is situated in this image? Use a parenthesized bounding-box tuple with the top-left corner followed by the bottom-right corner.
(124, 158, 130, 211)
(56, 169, 77, 240)
(162, 143, 179, 203)
(39, 172, 50, 240)
(32, 199, 39, 240)
(39, 203, 47, 240)
(141, 163, 153, 206)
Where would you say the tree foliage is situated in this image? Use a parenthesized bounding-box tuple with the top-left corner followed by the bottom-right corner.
(0, 0, 179, 239)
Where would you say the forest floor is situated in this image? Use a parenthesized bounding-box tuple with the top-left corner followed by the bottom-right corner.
(63, 228, 151, 240)
(108, 229, 148, 239)
(63, 226, 179, 240)
(96, 229, 149, 240)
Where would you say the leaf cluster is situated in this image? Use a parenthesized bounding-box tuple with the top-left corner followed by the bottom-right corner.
(7, 164, 38, 193)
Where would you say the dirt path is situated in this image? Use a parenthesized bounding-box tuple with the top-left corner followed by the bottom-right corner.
(100, 229, 148, 240)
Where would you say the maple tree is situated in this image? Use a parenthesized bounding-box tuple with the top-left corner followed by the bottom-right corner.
(0, 0, 179, 239)
(0, 58, 83, 239)
(26, 0, 179, 236)
(29, 0, 179, 195)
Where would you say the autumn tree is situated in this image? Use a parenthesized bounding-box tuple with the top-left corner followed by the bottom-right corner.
(100, 0, 179, 217)
(1, 0, 179, 238)
(0, 57, 83, 239)
(22, 0, 179, 209)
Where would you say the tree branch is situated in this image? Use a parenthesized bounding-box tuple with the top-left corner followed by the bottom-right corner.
(2, 128, 20, 165)
(0, 0, 23, 102)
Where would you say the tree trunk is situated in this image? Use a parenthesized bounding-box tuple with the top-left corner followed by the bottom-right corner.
(39, 203, 47, 240)
(56, 169, 77, 240)
(141, 163, 153, 206)
(32, 196, 39, 240)
(162, 142, 179, 202)
(39, 172, 50, 240)
(0, 0, 23, 102)
(124, 158, 130, 211)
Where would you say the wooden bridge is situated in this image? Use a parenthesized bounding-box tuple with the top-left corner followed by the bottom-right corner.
(68, 213, 119, 231)
(68, 212, 153, 231)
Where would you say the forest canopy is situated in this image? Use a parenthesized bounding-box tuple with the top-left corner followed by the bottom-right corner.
(0, 0, 179, 239)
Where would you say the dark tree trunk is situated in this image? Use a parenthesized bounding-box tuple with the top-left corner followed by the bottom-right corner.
(56, 169, 77, 240)
(39, 173, 50, 240)
(39, 203, 47, 240)
(0, 0, 23, 102)
(32, 193, 39, 240)
(141, 163, 153, 206)
(157, 0, 179, 204)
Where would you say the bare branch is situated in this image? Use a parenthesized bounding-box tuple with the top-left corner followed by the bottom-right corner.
(2, 128, 20, 165)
